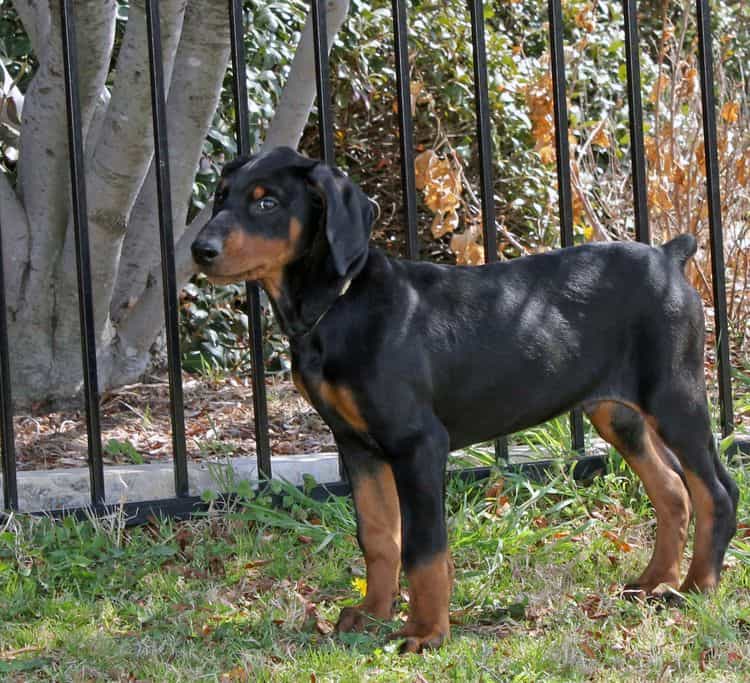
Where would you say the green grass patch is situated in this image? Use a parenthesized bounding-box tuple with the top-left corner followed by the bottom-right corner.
(1, 458, 748, 681)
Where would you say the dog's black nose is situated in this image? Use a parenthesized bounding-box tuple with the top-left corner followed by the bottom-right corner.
(191, 238, 222, 267)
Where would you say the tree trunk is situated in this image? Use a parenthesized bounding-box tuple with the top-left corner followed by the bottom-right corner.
(2, 0, 350, 406)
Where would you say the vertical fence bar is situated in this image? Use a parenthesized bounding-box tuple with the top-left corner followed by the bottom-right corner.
(144, 0, 189, 496)
(228, 0, 272, 479)
(60, 0, 106, 505)
(0, 235, 17, 510)
(311, 0, 335, 165)
(547, 0, 585, 453)
(695, 0, 733, 437)
(311, 0, 347, 479)
(622, 0, 650, 244)
(391, 0, 419, 260)
(468, 0, 508, 463)
(468, 0, 496, 267)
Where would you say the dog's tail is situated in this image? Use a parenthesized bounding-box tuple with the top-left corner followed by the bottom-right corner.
(662, 233, 697, 270)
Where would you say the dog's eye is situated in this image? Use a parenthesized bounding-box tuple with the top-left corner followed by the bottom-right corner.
(255, 196, 278, 212)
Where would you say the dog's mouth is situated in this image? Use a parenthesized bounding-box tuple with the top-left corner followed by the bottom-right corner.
(200, 267, 263, 285)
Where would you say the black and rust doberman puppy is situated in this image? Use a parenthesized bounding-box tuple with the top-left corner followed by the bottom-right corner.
(191, 146, 738, 653)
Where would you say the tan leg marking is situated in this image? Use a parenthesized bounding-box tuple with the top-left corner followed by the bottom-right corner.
(292, 369, 312, 405)
(680, 470, 718, 592)
(588, 401, 690, 593)
(337, 466, 401, 632)
(389, 551, 452, 653)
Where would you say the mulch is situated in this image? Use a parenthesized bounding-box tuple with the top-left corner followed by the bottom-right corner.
(13, 373, 334, 471)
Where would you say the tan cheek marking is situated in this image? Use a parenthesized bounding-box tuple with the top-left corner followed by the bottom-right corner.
(289, 216, 302, 244)
(252, 186, 266, 200)
(319, 381, 367, 432)
(213, 220, 303, 298)
(220, 228, 288, 273)
(221, 228, 250, 270)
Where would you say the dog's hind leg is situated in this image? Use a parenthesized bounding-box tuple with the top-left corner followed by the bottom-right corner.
(648, 394, 738, 592)
(586, 401, 691, 595)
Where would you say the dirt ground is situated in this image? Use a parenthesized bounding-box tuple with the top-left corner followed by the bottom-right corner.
(12, 373, 334, 471)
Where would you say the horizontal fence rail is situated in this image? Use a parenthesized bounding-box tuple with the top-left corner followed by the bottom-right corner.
(0, 0, 745, 520)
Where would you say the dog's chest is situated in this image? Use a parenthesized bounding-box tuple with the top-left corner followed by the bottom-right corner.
(291, 351, 368, 434)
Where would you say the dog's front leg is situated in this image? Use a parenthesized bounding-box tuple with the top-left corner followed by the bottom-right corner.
(387, 419, 453, 654)
(336, 443, 402, 633)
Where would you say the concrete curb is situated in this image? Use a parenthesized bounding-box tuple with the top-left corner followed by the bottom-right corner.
(4, 434, 746, 513)
(6, 454, 341, 513)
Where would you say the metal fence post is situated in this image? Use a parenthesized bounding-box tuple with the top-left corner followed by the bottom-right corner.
(547, 0, 585, 453)
(144, 0, 190, 498)
(60, 0, 106, 506)
(228, 0, 273, 480)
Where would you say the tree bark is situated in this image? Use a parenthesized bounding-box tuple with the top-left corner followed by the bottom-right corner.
(0, 172, 28, 313)
(44, 0, 190, 398)
(108, 213, 205, 386)
(54, 0, 187, 336)
(10, 0, 51, 57)
(11, 0, 118, 402)
(110, 0, 232, 320)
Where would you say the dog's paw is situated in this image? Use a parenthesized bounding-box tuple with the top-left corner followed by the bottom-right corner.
(387, 625, 448, 654)
(621, 582, 683, 606)
(335, 606, 369, 633)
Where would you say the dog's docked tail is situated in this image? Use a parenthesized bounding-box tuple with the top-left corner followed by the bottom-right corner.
(662, 233, 697, 270)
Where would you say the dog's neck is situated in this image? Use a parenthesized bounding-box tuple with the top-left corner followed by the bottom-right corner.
(264, 224, 365, 341)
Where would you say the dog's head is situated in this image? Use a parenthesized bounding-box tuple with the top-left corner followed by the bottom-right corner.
(191, 147, 373, 294)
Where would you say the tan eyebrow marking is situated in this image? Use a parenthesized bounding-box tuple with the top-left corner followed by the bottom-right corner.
(252, 186, 266, 200)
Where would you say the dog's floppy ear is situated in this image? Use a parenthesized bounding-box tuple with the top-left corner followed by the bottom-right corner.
(308, 164, 374, 278)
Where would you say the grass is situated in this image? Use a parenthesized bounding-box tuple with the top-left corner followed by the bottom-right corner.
(0, 452, 748, 681)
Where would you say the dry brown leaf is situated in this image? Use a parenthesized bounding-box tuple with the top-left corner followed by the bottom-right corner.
(737, 156, 747, 186)
(580, 642, 597, 659)
(649, 73, 670, 104)
(591, 126, 610, 149)
(574, 6, 594, 32)
(721, 101, 740, 124)
(678, 66, 698, 98)
(538, 145, 556, 165)
(431, 210, 459, 238)
(414, 150, 437, 190)
(602, 530, 632, 552)
(220, 666, 249, 682)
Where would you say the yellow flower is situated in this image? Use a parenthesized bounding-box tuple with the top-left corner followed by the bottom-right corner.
(351, 577, 367, 598)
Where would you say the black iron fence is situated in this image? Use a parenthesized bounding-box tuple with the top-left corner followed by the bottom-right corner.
(0, 0, 744, 521)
